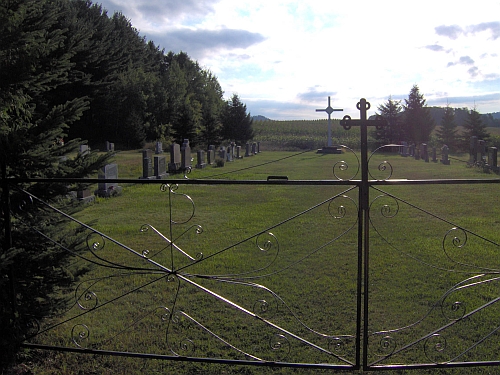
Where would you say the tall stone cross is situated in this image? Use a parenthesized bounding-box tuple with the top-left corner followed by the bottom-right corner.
(316, 96, 343, 147)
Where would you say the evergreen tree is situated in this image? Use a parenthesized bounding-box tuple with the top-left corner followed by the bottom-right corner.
(436, 104, 459, 152)
(221, 94, 254, 144)
(374, 96, 403, 145)
(0, 0, 112, 368)
(461, 106, 490, 144)
(403, 85, 435, 145)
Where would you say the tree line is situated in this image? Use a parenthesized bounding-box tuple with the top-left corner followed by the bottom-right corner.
(1, 0, 254, 152)
(375, 85, 493, 152)
(0, 0, 254, 369)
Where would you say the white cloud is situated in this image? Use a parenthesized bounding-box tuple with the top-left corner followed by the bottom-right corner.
(95, 0, 500, 119)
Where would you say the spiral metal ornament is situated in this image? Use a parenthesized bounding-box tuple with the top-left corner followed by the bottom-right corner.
(371, 335, 396, 357)
(442, 227, 468, 262)
(269, 334, 291, 361)
(71, 324, 91, 348)
(156, 307, 171, 323)
(77, 291, 98, 310)
(328, 337, 345, 354)
(252, 298, 278, 318)
(328, 195, 357, 219)
(424, 333, 448, 363)
(370, 194, 400, 219)
(332, 147, 360, 180)
(256, 232, 278, 252)
(86, 232, 105, 252)
(441, 298, 466, 321)
(161, 184, 196, 225)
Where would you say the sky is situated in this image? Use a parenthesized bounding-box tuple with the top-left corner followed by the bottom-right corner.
(96, 0, 500, 120)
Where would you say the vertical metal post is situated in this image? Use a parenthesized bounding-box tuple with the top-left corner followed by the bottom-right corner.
(358, 98, 371, 369)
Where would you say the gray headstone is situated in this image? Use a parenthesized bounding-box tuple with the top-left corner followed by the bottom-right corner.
(441, 145, 450, 165)
(245, 143, 251, 157)
(79, 144, 90, 156)
(196, 150, 206, 169)
(169, 143, 181, 172)
(236, 145, 241, 159)
(431, 147, 437, 162)
(97, 163, 121, 197)
(470, 136, 478, 163)
(154, 155, 168, 178)
(252, 142, 257, 155)
(226, 146, 233, 161)
(207, 146, 215, 165)
(488, 147, 498, 169)
(142, 149, 153, 178)
(422, 143, 429, 162)
(181, 139, 191, 170)
(155, 141, 163, 154)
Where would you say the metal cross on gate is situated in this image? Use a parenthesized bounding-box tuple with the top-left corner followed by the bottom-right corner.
(340, 98, 387, 210)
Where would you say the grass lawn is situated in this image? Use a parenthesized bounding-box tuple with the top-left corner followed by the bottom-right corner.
(22, 148, 500, 374)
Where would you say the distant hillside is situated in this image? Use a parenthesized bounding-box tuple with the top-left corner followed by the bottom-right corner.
(252, 115, 271, 121)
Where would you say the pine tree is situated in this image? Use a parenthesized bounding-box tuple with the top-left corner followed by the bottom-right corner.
(1, 0, 112, 367)
(461, 106, 490, 145)
(374, 96, 403, 145)
(436, 104, 459, 152)
(403, 85, 435, 145)
(221, 94, 254, 145)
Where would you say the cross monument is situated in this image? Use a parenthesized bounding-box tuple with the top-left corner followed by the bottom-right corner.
(316, 96, 343, 147)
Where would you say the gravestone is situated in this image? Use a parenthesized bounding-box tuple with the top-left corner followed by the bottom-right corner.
(181, 139, 192, 170)
(105, 141, 114, 152)
(207, 145, 215, 165)
(431, 147, 437, 162)
(77, 189, 94, 203)
(155, 141, 163, 154)
(478, 139, 486, 164)
(414, 147, 420, 160)
(470, 136, 478, 164)
(245, 143, 251, 157)
(79, 144, 90, 156)
(169, 143, 181, 172)
(251, 142, 257, 155)
(421, 143, 429, 162)
(97, 163, 122, 197)
(196, 150, 206, 169)
(257, 142, 261, 153)
(154, 155, 168, 178)
(226, 146, 233, 162)
(441, 145, 450, 165)
(409, 144, 415, 157)
(219, 147, 226, 161)
(488, 147, 498, 171)
(400, 141, 408, 157)
(141, 149, 154, 179)
(236, 145, 241, 159)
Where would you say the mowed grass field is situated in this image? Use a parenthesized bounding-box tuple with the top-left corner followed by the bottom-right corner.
(25, 146, 500, 375)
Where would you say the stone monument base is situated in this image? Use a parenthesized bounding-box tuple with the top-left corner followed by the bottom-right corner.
(96, 186, 122, 198)
(317, 146, 342, 154)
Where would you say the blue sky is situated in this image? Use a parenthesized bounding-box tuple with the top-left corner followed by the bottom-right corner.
(97, 0, 500, 120)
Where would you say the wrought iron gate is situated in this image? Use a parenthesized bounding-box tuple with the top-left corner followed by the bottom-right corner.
(3, 99, 500, 373)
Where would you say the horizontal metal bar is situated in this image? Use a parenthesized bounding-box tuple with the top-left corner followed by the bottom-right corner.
(21, 343, 358, 370)
(3, 177, 500, 186)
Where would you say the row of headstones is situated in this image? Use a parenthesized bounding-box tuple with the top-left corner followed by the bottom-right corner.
(399, 137, 500, 170)
(159, 140, 261, 175)
(79, 141, 115, 155)
(399, 142, 450, 165)
(469, 136, 498, 170)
